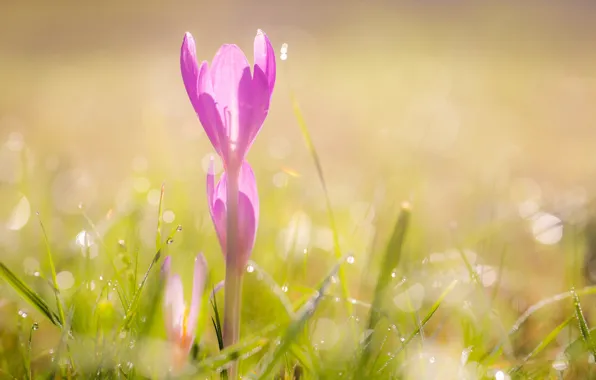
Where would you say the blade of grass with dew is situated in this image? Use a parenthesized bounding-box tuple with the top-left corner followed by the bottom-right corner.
(483, 285, 596, 362)
(356, 203, 410, 376)
(289, 93, 352, 315)
(571, 288, 596, 361)
(0, 262, 61, 327)
(36, 215, 66, 328)
(376, 279, 458, 375)
(451, 240, 513, 362)
(194, 324, 283, 373)
(256, 255, 347, 379)
(121, 225, 180, 330)
(247, 260, 295, 318)
(80, 206, 129, 308)
(510, 316, 573, 374)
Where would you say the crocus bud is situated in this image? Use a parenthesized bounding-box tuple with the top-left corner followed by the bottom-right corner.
(180, 30, 276, 171)
(206, 159, 259, 271)
(162, 253, 208, 370)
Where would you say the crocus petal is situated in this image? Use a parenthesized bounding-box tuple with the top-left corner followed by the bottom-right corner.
(237, 161, 259, 267)
(180, 33, 201, 116)
(210, 44, 250, 150)
(238, 161, 259, 225)
(236, 67, 270, 160)
(164, 274, 185, 341)
(207, 161, 227, 256)
(237, 192, 257, 267)
(212, 199, 227, 255)
(253, 29, 276, 95)
(187, 253, 207, 338)
(196, 62, 228, 160)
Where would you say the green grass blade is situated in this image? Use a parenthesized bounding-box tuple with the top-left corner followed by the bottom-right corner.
(289, 93, 352, 315)
(571, 288, 596, 361)
(122, 224, 179, 330)
(256, 255, 347, 379)
(37, 214, 65, 327)
(357, 204, 411, 375)
(80, 207, 128, 308)
(509, 285, 596, 335)
(247, 260, 295, 318)
(398, 279, 458, 351)
(510, 316, 573, 373)
(376, 279, 458, 374)
(195, 324, 283, 374)
(0, 262, 61, 327)
(211, 291, 225, 351)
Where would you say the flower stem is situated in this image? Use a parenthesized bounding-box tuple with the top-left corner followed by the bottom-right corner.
(223, 165, 242, 379)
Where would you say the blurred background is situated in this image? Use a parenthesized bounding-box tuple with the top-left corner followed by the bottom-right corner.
(2, 0, 596, 376)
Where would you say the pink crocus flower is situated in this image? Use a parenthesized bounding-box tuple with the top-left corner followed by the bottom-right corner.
(162, 254, 208, 369)
(180, 30, 276, 171)
(206, 159, 259, 272)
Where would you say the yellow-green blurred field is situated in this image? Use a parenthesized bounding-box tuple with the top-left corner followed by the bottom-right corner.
(2, 1, 596, 378)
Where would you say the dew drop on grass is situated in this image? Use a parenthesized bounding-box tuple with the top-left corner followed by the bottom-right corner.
(281, 284, 288, 293)
(246, 265, 254, 273)
(166, 238, 174, 245)
(19, 310, 28, 318)
(429, 356, 436, 364)
(176, 225, 182, 231)
(32, 322, 39, 330)
(346, 255, 355, 264)
(391, 271, 396, 278)
(495, 370, 506, 380)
